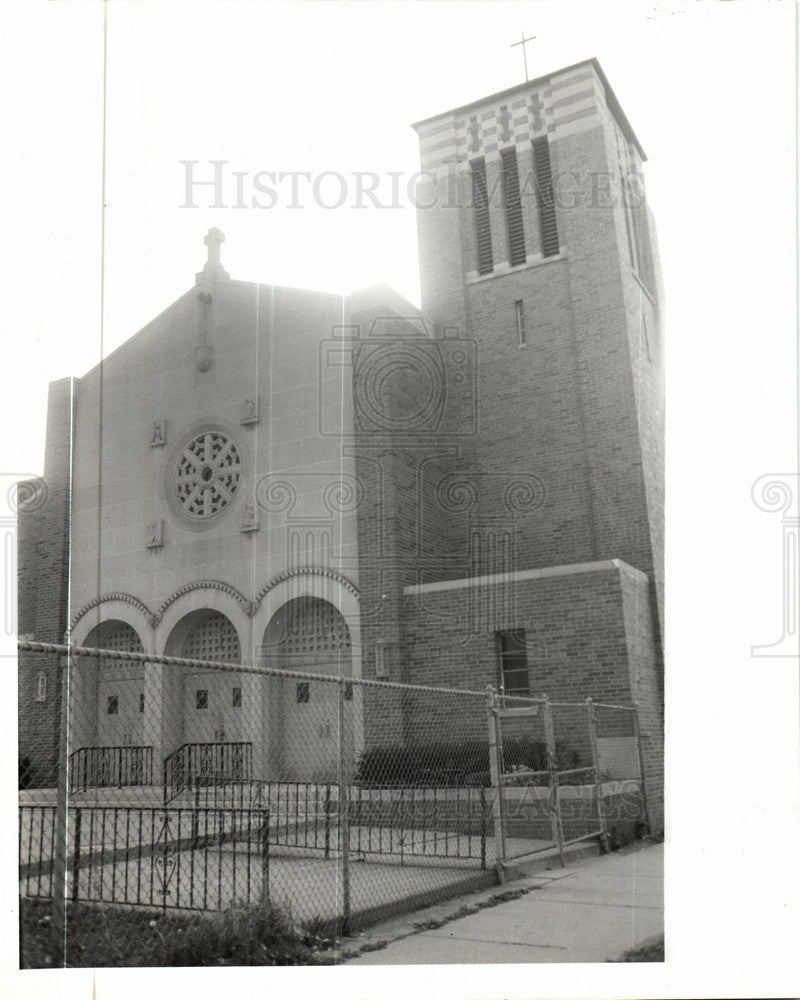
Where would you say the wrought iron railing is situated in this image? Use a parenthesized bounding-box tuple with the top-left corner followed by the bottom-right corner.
(20, 804, 269, 912)
(69, 746, 154, 791)
(187, 778, 490, 863)
(163, 742, 253, 804)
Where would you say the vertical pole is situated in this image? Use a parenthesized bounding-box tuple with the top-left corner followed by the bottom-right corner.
(71, 807, 82, 903)
(542, 695, 565, 867)
(259, 809, 270, 908)
(632, 708, 652, 835)
(337, 680, 351, 935)
(586, 698, 610, 852)
(192, 779, 200, 850)
(480, 785, 487, 870)
(485, 685, 507, 879)
(51, 654, 70, 965)
(324, 784, 331, 859)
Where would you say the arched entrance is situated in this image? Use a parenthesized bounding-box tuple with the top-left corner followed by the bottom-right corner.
(85, 620, 145, 748)
(70, 620, 148, 788)
(178, 611, 243, 746)
(263, 597, 352, 781)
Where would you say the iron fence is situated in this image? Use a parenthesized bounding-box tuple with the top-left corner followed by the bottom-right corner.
(70, 746, 154, 792)
(18, 639, 648, 965)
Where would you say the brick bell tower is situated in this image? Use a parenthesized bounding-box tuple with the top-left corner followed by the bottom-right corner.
(411, 57, 665, 642)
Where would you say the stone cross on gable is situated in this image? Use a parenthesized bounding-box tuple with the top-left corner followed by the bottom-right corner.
(195, 227, 228, 369)
(204, 227, 225, 268)
(196, 226, 229, 291)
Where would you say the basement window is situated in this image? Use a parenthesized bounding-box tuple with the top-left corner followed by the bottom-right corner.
(296, 682, 310, 704)
(107, 695, 119, 715)
(196, 689, 208, 710)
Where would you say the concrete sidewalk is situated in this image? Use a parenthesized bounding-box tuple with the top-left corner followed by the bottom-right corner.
(343, 842, 663, 964)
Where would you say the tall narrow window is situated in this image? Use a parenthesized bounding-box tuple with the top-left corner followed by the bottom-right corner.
(532, 137, 560, 257)
(471, 158, 494, 275)
(623, 172, 643, 273)
(515, 300, 526, 347)
(501, 147, 526, 266)
(35, 672, 47, 702)
(622, 171, 638, 271)
(498, 629, 529, 696)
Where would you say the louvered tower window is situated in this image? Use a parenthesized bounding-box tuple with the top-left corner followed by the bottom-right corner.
(501, 148, 526, 266)
(471, 158, 494, 275)
(532, 137, 560, 257)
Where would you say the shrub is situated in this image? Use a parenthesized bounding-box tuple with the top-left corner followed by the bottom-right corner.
(353, 739, 586, 787)
(166, 903, 320, 966)
(19, 899, 326, 968)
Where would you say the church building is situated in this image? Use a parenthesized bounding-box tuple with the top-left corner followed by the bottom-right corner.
(18, 58, 664, 824)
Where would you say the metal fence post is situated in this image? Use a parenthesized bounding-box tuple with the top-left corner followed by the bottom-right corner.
(324, 783, 331, 859)
(338, 678, 351, 935)
(480, 785, 487, 870)
(632, 708, 653, 835)
(71, 807, 82, 903)
(259, 809, 270, 908)
(51, 653, 71, 965)
(485, 685, 507, 878)
(586, 698, 610, 851)
(542, 695, 565, 867)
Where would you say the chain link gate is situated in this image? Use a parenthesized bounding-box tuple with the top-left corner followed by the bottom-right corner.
(486, 688, 648, 873)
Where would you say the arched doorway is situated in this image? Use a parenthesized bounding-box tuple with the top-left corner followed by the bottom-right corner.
(263, 597, 352, 781)
(72, 620, 148, 788)
(179, 611, 243, 747)
(86, 621, 145, 748)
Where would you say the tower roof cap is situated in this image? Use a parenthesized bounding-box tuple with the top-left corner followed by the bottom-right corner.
(412, 57, 646, 161)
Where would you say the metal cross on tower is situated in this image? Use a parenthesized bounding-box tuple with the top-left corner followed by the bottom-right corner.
(510, 32, 537, 82)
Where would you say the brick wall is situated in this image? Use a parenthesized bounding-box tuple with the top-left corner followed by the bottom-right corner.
(17, 377, 75, 787)
(391, 561, 663, 829)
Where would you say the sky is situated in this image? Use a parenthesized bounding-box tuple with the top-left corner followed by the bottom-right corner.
(1, 2, 798, 998)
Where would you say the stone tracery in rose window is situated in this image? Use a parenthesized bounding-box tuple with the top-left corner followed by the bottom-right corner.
(175, 432, 242, 518)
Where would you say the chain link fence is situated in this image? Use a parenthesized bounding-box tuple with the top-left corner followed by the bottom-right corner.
(19, 639, 648, 965)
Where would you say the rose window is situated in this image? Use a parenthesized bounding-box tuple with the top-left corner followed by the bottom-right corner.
(175, 432, 241, 518)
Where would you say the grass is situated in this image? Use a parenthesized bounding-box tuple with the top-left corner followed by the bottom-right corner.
(612, 934, 665, 962)
(20, 898, 330, 968)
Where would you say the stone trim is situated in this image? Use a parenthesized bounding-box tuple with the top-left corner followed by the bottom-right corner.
(157, 580, 254, 621)
(69, 593, 155, 631)
(255, 567, 360, 605)
(403, 558, 647, 596)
